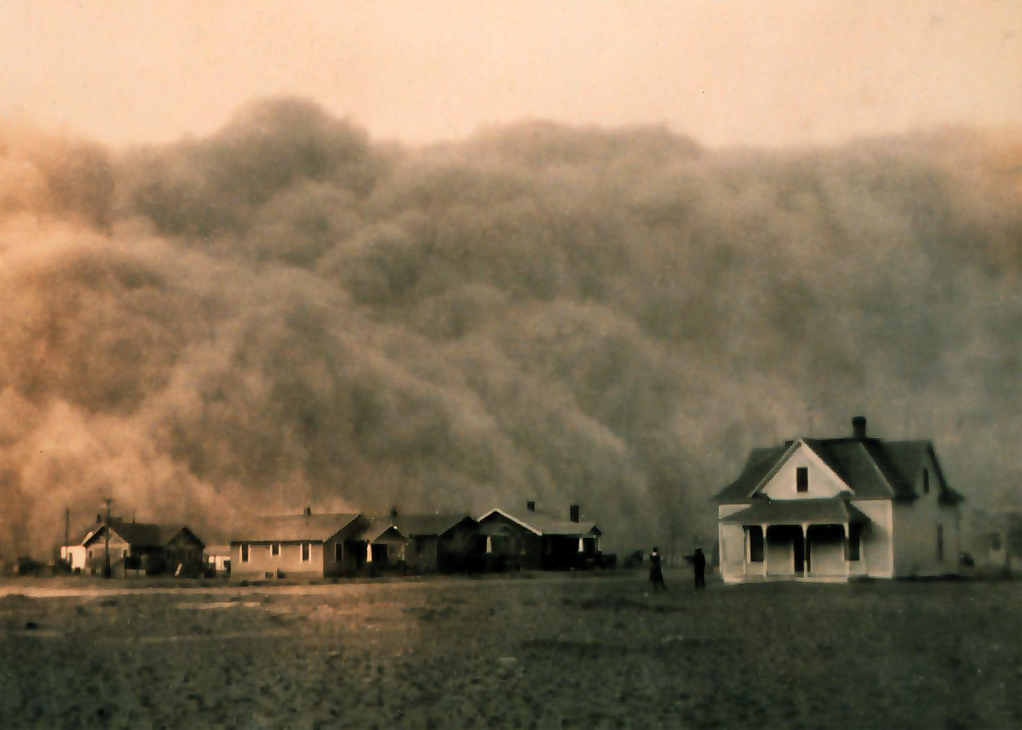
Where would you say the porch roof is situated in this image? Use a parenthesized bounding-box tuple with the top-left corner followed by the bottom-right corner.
(358, 520, 408, 545)
(721, 499, 871, 526)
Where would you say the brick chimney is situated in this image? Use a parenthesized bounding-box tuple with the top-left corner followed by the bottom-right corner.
(852, 416, 867, 440)
(526, 501, 536, 512)
(304, 506, 312, 516)
(570, 505, 580, 523)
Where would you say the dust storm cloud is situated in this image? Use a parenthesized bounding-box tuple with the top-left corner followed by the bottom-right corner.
(0, 99, 1018, 557)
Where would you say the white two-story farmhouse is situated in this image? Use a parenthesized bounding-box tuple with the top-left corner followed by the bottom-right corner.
(715, 417, 964, 582)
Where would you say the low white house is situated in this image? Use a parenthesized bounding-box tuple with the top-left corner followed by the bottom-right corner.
(59, 541, 91, 572)
(204, 545, 232, 575)
(715, 417, 964, 583)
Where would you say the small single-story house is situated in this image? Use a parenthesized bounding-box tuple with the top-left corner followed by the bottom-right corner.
(477, 503, 603, 571)
(230, 510, 368, 579)
(715, 417, 965, 583)
(82, 518, 206, 577)
(203, 545, 232, 576)
(229, 509, 411, 579)
(60, 523, 100, 572)
(59, 543, 89, 573)
(395, 513, 480, 574)
(962, 508, 1022, 574)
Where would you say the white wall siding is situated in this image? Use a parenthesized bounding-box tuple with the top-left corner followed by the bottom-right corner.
(718, 505, 747, 583)
(808, 530, 845, 576)
(854, 500, 894, 578)
(231, 541, 326, 578)
(892, 450, 962, 577)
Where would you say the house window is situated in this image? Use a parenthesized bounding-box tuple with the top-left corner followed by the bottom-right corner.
(241, 543, 250, 563)
(922, 468, 930, 495)
(749, 527, 765, 562)
(302, 542, 311, 562)
(796, 467, 809, 493)
(936, 525, 944, 562)
(271, 543, 280, 556)
(88, 550, 94, 560)
(848, 525, 862, 561)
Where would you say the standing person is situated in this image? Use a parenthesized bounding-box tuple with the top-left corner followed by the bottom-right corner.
(649, 547, 666, 591)
(693, 548, 706, 590)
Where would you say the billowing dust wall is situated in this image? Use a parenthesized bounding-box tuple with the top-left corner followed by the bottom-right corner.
(0, 99, 1019, 557)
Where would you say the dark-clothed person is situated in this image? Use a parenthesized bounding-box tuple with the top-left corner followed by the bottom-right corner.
(693, 548, 706, 590)
(649, 547, 666, 591)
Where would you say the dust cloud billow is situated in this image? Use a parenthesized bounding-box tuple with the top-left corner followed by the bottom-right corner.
(0, 98, 1019, 558)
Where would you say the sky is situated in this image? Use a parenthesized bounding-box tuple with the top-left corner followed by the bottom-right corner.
(2, 0, 1021, 149)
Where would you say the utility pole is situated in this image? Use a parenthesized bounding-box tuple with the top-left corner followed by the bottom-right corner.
(103, 497, 112, 579)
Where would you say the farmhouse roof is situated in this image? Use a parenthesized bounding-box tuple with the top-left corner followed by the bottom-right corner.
(66, 524, 100, 547)
(715, 437, 963, 505)
(397, 513, 476, 537)
(358, 518, 408, 545)
(231, 514, 362, 543)
(82, 520, 203, 549)
(720, 498, 871, 526)
(477, 508, 601, 537)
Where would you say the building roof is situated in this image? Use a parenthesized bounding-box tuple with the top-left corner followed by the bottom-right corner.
(477, 508, 601, 537)
(66, 524, 101, 547)
(715, 446, 790, 503)
(715, 437, 964, 505)
(357, 518, 408, 545)
(230, 514, 362, 543)
(720, 498, 871, 526)
(82, 520, 203, 549)
(396, 513, 476, 537)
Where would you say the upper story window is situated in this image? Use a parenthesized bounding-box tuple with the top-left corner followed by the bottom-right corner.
(796, 467, 809, 493)
(922, 468, 930, 495)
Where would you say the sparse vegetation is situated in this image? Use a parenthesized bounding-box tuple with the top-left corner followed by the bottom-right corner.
(0, 573, 1018, 728)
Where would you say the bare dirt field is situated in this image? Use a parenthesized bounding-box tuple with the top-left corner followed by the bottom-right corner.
(0, 570, 1019, 729)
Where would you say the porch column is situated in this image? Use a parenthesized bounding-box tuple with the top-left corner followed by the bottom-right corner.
(843, 523, 850, 578)
(744, 527, 752, 576)
(485, 535, 492, 554)
(762, 524, 770, 576)
(801, 523, 809, 578)
(578, 538, 584, 553)
(366, 542, 373, 563)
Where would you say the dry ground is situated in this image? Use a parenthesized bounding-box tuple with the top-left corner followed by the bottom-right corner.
(0, 570, 1018, 729)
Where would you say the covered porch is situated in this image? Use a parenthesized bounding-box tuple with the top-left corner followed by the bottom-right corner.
(346, 522, 408, 573)
(722, 499, 870, 582)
